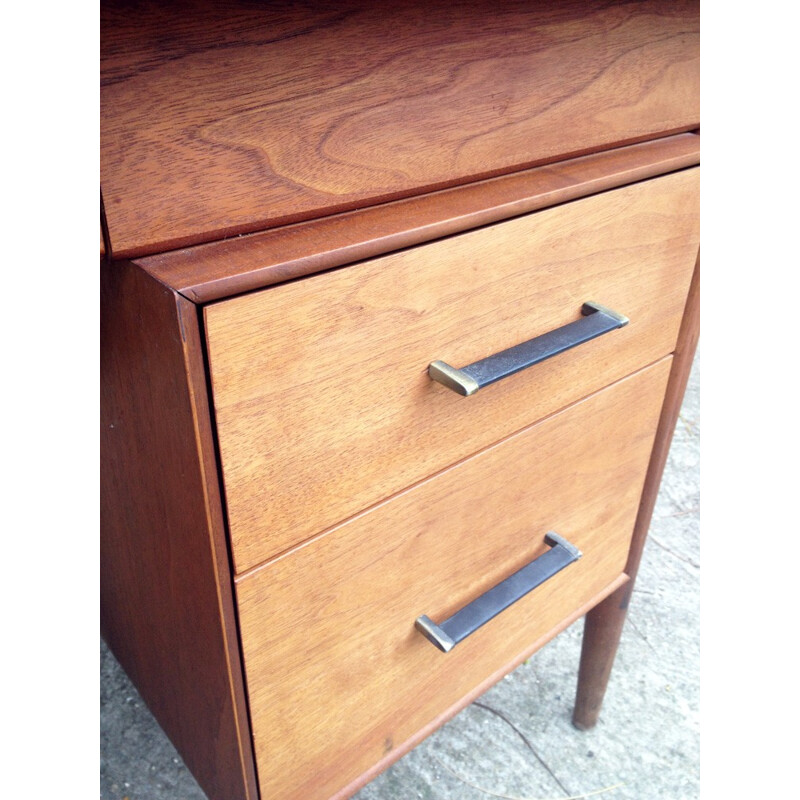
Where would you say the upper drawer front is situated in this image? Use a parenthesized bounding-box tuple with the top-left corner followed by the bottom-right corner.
(205, 169, 699, 573)
(236, 360, 671, 800)
(101, 0, 699, 258)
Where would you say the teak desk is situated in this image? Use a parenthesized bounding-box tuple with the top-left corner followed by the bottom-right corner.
(100, 3, 700, 798)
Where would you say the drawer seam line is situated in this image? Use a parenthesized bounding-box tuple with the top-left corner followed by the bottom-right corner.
(233, 352, 675, 583)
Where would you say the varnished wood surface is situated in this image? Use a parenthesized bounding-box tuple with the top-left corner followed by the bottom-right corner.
(101, 0, 699, 258)
(137, 133, 700, 303)
(100, 261, 257, 800)
(236, 360, 671, 800)
(572, 253, 700, 729)
(625, 255, 700, 582)
(333, 573, 630, 800)
(205, 169, 700, 574)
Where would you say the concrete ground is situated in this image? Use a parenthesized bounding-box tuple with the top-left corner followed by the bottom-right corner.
(101, 353, 700, 800)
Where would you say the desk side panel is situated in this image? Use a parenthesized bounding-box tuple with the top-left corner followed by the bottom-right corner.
(100, 260, 257, 800)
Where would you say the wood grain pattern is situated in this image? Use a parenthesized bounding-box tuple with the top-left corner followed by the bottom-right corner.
(205, 169, 700, 574)
(100, 261, 257, 800)
(137, 133, 700, 303)
(236, 359, 671, 800)
(572, 252, 700, 729)
(332, 573, 631, 800)
(625, 254, 700, 582)
(101, 0, 699, 258)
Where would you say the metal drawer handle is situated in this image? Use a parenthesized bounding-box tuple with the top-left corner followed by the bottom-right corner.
(415, 532, 582, 653)
(429, 302, 628, 396)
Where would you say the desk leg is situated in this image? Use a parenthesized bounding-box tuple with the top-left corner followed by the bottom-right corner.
(572, 584, 631, 729)
(572, 253, 699, 730)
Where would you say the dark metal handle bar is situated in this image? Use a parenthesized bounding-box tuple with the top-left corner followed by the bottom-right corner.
(429, 302, 628, 396)
(415, 532, 582, 653)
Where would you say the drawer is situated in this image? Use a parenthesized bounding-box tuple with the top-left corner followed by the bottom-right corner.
(235, 359, 671, 800)
(205, 169, 699, 573)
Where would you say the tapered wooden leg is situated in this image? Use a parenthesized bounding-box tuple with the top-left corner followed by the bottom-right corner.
(572, 583, 631, 729)
(573, 255, 699, 730)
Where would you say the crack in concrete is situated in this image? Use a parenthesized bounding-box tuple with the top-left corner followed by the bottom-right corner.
(647, 535, 700, 570)
(471, 701, 571, 797)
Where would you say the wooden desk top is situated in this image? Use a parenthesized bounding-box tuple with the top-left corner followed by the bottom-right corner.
(101, 0, 699, 260)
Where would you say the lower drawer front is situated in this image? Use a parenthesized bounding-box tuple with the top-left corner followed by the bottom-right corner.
(236, 359, 671, 800)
